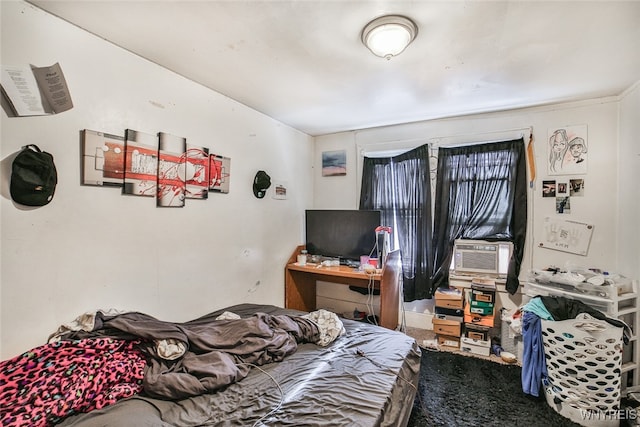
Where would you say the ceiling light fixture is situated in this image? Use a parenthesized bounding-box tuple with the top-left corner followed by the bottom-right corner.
(361, 15, 418, 60)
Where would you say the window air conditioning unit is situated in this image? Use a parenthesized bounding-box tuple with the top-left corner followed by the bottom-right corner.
(452, 239, 513, 278)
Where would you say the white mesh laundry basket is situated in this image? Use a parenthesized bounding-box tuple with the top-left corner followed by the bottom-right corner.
(541, 315, 624, 427)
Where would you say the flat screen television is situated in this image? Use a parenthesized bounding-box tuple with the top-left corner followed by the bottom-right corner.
(305, 209, 381, 263)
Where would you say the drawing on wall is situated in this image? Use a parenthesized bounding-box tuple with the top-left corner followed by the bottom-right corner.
(123, 129, 158, 197)
(322, 150, 347, 176)
(185, 144, 209, 199)
(81, 129, 125, 187)
(539, 216, 593, 255)
(570, 179, 584, 197)
(542, 180, 556, 197)
(547, 125, 588, 175)
(209, 154, 231, 193)
(157, 132, 187, 207)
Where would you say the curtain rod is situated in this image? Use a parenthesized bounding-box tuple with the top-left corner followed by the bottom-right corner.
(358, 126, 532, 157)
(428, 127, 532, 148)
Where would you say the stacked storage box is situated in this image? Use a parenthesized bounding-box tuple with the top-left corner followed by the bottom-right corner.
(433, 287, 464, 349)
(461, 278, 496, 356)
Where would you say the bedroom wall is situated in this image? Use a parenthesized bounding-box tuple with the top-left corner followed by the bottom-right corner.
(0, 2, 313, 359)
(618, 82, 640, 282)
(313, 95, 636, 324)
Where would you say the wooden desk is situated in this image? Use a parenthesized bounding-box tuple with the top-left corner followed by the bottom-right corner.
(284, 246, 401, 330)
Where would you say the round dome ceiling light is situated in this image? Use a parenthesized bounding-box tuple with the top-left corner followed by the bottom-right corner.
(361, 15, 418, 60)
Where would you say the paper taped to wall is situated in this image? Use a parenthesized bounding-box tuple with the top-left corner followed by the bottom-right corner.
(539, 216, 594, 256)
(1, 62, 73, 116)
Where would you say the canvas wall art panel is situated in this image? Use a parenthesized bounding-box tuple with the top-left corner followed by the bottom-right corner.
(81, 129, 124, 187)
(123, 129, 158, 197)
(209, 154, 231, 193)
(185, 144, 209, 199)
(322, 150, 347, 176)
(157, 132, 187, 207)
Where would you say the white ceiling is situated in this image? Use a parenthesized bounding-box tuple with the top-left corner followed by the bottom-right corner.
(28, 1, 640, 136)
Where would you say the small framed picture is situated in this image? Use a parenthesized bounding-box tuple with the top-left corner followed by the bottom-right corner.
(322, 150, 347, 176)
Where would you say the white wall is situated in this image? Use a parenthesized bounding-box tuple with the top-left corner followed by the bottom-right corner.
(0, 2, 313, 359)
(314, 95, 636, 325)
(618, 82, 640, 281)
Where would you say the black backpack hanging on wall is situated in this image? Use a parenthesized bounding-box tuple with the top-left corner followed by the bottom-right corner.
(10, 144, 58, 206)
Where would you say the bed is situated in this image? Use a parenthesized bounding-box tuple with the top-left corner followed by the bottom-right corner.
(1, 303, 421, 427)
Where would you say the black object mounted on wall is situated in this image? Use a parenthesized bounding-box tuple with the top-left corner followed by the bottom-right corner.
(10, 144, 58, 206)
(253, 170, 271, 199)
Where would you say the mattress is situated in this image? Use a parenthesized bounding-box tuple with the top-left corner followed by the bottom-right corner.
(57, 303, 421, 427)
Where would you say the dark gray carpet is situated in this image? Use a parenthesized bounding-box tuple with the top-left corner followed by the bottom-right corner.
(407, 349, 583, 427)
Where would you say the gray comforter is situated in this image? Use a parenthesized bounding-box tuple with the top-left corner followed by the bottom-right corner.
(57, 310, 321, 399)
(57, 304, 422, 427)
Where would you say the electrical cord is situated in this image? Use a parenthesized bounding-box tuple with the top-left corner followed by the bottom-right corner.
(236, 363, 285, 427)
(368, 238, 378, 260)
(364, 237, 379, 326)
(366, 274, 378, 326)
(398, 272, 407, 333)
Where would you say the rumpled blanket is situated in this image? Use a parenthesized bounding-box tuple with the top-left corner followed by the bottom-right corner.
(0, 338, 145, 427)
(302, 309, 346, 346)
(1, 308, 346, 426)
(48, 309, 342, 400)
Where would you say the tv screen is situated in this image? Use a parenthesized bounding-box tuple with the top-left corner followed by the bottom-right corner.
(305, 209, 381, 262)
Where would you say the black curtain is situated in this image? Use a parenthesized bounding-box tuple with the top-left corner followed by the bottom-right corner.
(431, 138, 527, 295)
(359, 144, 433, 301)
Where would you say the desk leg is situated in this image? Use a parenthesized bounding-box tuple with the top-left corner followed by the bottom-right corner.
(285, 269, 317, 312)
(379, 280, 399, 330)
(379, 251, 400, 330)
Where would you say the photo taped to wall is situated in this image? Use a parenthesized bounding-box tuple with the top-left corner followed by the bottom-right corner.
(557, 182, 568, 195)
(542, 180, 556, 197)
(556, 196, 570, 214)
(570, 179, 584, 196)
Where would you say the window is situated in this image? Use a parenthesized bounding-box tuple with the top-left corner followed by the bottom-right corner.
(359, 135, 529, 299)
(359, 145, 433, 301)
(431, 139, 527, 296)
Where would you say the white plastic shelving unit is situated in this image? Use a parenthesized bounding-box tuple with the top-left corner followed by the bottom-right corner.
(523, 276, 639, 391)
